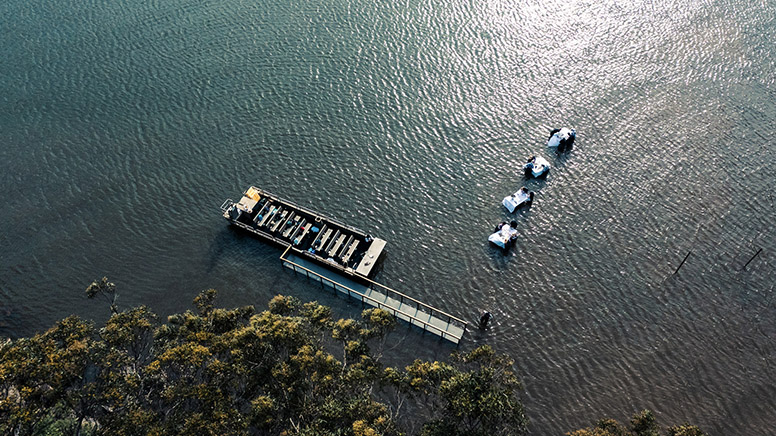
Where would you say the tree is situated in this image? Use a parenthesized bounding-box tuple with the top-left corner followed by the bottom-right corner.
(631, 410, 660, 436)
(0, 316, 96, 436)
(91, 306, 159, 435)
(385, 345, 528, 436)
(566, 410, 707, 436)
(85, 277, 118, 315)
(0, 288, 530, 436)
(567, 418, 629, 436)
(666, 424, 706, 436)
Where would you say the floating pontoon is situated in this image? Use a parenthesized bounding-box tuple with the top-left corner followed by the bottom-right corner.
(221, 186, 386, 280)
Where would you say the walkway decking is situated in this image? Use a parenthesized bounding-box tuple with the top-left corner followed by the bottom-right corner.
(280, 247, 468, 344)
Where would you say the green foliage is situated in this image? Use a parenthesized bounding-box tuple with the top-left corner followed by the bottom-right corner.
(0, 316, 96, 436)
(300, 301, 333, 330)
(85, 277, 118, 315)
(387, 345, 527, 436)
(1, 284, 709, 436)
(250, 395, 275, 429)
(595, 418, 630, 436)
(361, 308, 397, 340)
(666, 424, 706, 436)
(100, 306, 156, 359)
(193, 288, 218, 316)
(567, 410, 707, 436)
(1, 288, 532, 436)
(267, 294, 299, 315)
(567, 418, 629, 436)
(631, 410, 660, 436)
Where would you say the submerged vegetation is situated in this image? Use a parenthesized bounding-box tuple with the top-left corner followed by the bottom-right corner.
(0, 278, 706, 436)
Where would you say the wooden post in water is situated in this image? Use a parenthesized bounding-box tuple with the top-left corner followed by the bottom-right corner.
(742, 248, 763, 270)
(674, 251, 692, 275)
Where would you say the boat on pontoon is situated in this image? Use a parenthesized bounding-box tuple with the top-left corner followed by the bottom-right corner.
(523, 155, 550, 178)
(502, 187, 534, 212)
(488, 221, 518, 249)
(547, 127, 576, 152)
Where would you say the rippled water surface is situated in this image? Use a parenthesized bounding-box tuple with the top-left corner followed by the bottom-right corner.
(2, 0, 775, 433)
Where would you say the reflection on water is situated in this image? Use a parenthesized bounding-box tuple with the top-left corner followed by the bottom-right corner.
(1, 0, 775, 433)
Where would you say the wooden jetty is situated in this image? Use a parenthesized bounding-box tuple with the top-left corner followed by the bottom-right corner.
(280, 246, 468, 344)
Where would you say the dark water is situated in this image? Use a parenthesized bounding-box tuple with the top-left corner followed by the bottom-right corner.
(2, 0, 775, 433)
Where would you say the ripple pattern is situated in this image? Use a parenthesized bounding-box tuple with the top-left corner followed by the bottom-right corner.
(1, 0, 775, 434)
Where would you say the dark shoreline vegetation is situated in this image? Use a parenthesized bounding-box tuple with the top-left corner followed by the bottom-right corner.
(0, 278, 705, 436)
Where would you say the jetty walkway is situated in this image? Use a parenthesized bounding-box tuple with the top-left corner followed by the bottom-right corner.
(280, 246, 468, 344)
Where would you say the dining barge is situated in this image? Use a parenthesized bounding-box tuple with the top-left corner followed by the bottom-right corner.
(220, 186, 386, 280)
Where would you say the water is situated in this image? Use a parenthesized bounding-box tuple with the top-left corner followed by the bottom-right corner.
(1, 0, 775, 433)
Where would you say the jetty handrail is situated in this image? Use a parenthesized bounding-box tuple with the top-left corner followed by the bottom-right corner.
(282, 246, 468, 329)
(360, 274, 468, 327)
(279, 247, 467, 341)
(281, 259, 463, 341)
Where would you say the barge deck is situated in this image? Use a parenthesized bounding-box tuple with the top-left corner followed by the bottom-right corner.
(220, 186, 386, 280)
